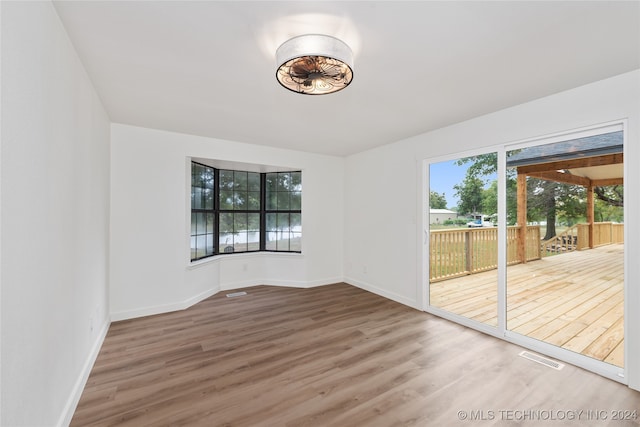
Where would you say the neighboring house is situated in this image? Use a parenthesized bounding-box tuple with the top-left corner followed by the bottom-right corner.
(430, 209, 458, 224)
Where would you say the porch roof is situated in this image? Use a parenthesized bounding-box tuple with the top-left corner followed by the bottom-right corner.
(506, 131, 623, 167)
(506, 131, 623, 185)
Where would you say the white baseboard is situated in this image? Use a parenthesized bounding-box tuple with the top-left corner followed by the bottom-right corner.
(264, 277, 343, 289)
(110, 286, 221, 321)
(219, 279, 264, 291)
(110, 302, 180, 322)
(344, 276, 419, 309)
(220, 277, 342, 291)
(111, 278, 342, 321)
(57, 319, 110, 427)
(112, 278, 416, 322)
(182, 286, 221, 309)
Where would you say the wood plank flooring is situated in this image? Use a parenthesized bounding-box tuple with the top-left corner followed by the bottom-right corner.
(430, 245, 624, 366)
(72, 283, 639, 426)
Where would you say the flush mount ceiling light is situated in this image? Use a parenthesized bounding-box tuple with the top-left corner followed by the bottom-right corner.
(276, 34, 354, 95)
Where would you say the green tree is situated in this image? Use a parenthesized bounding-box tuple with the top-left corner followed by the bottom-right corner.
(594, 185, 624, 222)
(430, 191, 447, 209)
(482, 181, 498, 216)
(526, 179, 559, 239)
(455, 154, 499, 217)
(454, 172, 485, 216)
(456, 153, 623, 236)
(455, 153, 498, 177)
(594, 185, 623, 208)
(555, 184, 586, 226)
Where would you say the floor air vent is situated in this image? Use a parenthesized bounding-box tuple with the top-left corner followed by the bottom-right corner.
(519, 351, 564, 370)
(226, 291, 247, 298)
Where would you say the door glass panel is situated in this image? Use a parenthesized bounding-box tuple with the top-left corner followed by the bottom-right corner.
(429, 154, 498, 326)
(506, 130, 624, 367)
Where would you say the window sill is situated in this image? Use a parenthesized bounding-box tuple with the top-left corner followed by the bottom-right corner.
(187, 251, 303, 270)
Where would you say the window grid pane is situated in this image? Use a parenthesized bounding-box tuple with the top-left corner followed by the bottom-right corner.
(192, 164, 301, 260)
(218, 169, 260, 254)
(191, 163, 216, 261)
(265, 172, 302, 253)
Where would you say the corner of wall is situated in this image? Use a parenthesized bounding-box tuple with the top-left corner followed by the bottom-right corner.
(110, 285, 221, 322)
(57, 318, 110, 427)
(344, 276, 419, 310)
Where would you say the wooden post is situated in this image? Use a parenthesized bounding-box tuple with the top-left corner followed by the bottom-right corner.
(517, 172, 527, 264)
(465, 230, 472, 274)
(586, 183, 594, 249)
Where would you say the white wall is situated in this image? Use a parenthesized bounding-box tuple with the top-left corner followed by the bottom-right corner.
(110, 124, 344, 320)
(343, 143, 420, 307)
(1, 2, 111, 426)
(2, 5, 637, 426)
(344, 70, 640, 390)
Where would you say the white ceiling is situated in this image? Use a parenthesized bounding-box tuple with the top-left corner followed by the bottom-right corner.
(570, 164, 623, 181)
(52, 1, 640, 157)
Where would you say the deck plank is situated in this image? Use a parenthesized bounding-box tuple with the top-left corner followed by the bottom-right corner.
(430, 244, 624, 367)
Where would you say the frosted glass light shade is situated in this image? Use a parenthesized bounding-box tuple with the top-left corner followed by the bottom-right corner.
(276, 34, 354, 95)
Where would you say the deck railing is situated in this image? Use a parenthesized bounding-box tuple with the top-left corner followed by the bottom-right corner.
(430, 222, 624, 281)
(541, 222, 624, 256)
(430, 226, 540, 282)
(541, 224, 582, 256)
(593, 222, 624, 246)
(508, 225, 541, 264)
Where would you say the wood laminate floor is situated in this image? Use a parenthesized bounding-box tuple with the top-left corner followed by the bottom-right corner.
(72, 283, 640, 426)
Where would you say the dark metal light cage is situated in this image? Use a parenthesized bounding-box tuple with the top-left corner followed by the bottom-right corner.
(276, 55, 353, 94)
(276, 35, 354, 95)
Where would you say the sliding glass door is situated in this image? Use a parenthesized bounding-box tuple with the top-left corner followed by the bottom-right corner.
(426, 123, 625, 379)
(428, 154, 498, 328)
(505, 127, 624, 369)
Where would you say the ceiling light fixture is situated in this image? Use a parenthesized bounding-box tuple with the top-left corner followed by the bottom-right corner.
(276, 34, 354, 95)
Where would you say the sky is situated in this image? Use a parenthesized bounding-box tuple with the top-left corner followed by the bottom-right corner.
(429, 159, 497, 210)
(429, 160, 467, 209)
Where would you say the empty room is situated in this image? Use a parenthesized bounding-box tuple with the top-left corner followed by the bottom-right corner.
(2, 1, 640, 426)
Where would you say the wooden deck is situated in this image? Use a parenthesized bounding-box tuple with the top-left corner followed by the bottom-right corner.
(430, 244, 624, 367)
